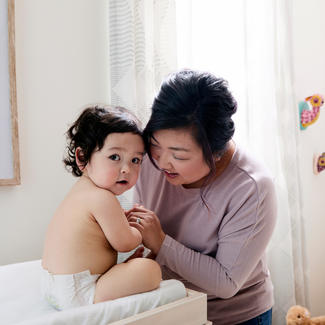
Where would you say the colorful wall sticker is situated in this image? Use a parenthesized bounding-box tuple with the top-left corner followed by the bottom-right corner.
(299, 94, 324, 130)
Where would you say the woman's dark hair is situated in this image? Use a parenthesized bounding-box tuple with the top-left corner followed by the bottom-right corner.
(144, 69, 237, 175)
(64, 105, 142, 177)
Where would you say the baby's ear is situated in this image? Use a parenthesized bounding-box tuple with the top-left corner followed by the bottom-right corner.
(75, 147, 86, 171)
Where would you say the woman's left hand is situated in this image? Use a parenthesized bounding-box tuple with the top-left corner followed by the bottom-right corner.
(126, 205, 166, 255)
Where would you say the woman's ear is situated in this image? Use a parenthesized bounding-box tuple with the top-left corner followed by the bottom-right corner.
(75, 147, 86, 171)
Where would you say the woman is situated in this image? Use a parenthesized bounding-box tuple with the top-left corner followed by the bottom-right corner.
(127, 69, 277, 325)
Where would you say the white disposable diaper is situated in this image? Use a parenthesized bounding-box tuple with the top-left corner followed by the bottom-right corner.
(41, 268, 100, 311)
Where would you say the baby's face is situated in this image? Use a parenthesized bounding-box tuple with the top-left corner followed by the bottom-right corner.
(85, 132, 145, 195)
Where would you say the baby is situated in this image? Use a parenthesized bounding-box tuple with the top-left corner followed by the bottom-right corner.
(42, 105, 161, 310)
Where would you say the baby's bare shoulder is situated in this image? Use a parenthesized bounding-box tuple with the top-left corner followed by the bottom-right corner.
(67, 179, 121, 219)
(90, 186, 116, 203)
(72, 179, 115, 202)
(79, 186, 120, 215)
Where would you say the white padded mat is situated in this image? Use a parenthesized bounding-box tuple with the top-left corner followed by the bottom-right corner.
(0, 260, 186, 325)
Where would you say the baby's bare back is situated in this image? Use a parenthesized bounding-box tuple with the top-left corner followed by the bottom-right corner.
(42, 180, 117, 275)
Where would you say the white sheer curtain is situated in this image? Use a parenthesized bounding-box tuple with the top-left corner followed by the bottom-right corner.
(108, 0, 177, 124)
(176, 0, 308, 323)
(108, 0, 177, 211)
(243, 1, 309, 323)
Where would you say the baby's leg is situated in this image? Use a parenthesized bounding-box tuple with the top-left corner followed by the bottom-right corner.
(94, 257, 162, 303)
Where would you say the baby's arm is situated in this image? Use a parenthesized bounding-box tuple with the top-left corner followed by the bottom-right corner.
(91, 189, 142, 252)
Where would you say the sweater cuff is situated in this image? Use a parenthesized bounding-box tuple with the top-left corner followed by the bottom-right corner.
(155, 234, 174, 265)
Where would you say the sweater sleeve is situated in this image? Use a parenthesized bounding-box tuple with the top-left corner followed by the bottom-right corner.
(156, 177, 277, 299)
(156, 235, 238, 298)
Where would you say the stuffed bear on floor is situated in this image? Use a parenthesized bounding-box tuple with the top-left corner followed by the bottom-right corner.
(286, 305, 325, 325)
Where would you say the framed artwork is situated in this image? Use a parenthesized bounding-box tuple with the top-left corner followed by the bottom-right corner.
(0, 0, 20, 185)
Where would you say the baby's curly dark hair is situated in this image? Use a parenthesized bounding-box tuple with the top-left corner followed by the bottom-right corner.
(63, 105, 143, 177)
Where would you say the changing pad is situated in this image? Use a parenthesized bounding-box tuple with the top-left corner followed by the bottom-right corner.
(0, 260, 186, 325)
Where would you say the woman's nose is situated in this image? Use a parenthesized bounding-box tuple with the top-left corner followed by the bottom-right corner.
(156, 152, 171, 170)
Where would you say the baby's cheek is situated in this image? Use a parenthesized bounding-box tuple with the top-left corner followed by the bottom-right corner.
(101, 171, 117, 186)
(130, 173, 139, 186)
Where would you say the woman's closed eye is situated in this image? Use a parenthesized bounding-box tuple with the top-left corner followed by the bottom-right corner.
(109, 154, 120, 161)
(173, 154, 189, 161)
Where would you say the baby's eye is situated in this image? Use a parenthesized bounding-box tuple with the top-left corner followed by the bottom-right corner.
(109, 154, 120, 161)
(132, 157, 141, 164)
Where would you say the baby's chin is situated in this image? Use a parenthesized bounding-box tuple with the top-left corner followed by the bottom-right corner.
(109, 183, 135, 196)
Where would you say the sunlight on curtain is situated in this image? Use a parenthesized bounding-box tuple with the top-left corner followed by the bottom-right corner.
(176, 0, 308, 323)
(176, 0, 249, 148)
(108, 0, 177, 124)
(108, 0, 177, 210)
(242, 1, 309, 322)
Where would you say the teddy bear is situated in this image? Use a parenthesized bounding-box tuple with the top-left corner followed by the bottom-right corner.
(286, 305, 325, 325)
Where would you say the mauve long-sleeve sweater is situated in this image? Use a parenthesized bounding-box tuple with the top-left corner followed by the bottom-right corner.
(134, 145, 277, 325)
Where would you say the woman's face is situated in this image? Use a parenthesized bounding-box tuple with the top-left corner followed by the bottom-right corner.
(150, 129, 211, 188)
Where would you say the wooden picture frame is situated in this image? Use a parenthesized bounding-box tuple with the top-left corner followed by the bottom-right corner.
(0, 0, 20, 186)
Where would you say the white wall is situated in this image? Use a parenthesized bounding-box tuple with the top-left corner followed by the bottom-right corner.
(0, 0, 109, 265)
(292, 0, 325, 317)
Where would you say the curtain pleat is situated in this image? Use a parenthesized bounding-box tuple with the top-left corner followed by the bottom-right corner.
(108, 0, 177, 124)
(243, 0, 308, 322)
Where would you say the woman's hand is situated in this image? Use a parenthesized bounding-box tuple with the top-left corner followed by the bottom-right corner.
(126, 205, 166, 255)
